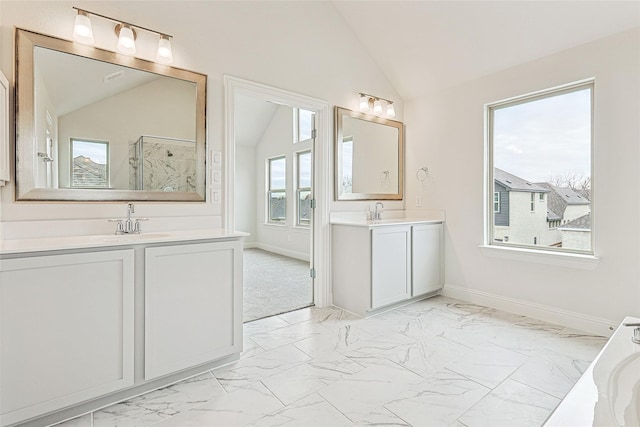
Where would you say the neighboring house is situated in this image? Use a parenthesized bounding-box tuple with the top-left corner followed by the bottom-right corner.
(536, 183, 590, 226)
(72, 155, 107, 188)
(493, 168, 550, 246)
(559, 213, 591, 251)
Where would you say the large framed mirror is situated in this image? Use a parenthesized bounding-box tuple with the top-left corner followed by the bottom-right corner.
(335, 107, 403, 200)
(15, 28, 207, 201)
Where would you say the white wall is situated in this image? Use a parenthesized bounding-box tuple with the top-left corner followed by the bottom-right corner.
(405, 28, 640, 327)
(506, 191, 548, 246)
(0, 1, 402, 238)
(255, 106, 311, 261)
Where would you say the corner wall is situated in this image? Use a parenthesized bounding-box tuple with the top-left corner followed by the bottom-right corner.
(405, 28, 640, 331)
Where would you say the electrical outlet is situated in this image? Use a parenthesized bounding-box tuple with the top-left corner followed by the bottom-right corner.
(416, 196, 423, 207)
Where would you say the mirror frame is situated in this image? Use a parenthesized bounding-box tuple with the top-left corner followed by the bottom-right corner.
(15, 28, 207, 202)
(334, 107, 404, 201)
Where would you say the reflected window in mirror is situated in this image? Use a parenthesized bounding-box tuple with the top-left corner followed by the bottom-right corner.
(268, 156, 287, 224)
(70, 138, 109, 189)
(296, 150, 312, 227)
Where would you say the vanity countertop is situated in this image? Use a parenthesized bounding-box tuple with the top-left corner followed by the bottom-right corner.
(544, 316, 640, 427)
(0, 229, 249, 255)
(330, 218, 443, 227)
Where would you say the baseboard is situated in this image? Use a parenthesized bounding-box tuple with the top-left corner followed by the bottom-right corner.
(442, 283, 616, 337)
(243, 242, 258, 249)
(251, 242, 310, 262)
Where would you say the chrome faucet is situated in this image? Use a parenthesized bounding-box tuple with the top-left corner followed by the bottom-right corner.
(624, 322, 640, 344)
(108, 203, 148, 235)
(374, 202, 384, 221)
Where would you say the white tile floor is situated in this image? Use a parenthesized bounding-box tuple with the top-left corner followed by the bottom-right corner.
(55, 296, 607, 427)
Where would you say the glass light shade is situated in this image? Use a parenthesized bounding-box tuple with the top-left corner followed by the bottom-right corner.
(117, 25, 136, 56)
(359, 94, 369, 112)
(386, 102, 396, 118)
(73, 11, 94, 45)
(373, 99, 383, 114)
(156, 35, 173, 64)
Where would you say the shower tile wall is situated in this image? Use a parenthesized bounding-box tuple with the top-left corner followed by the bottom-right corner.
(129, 140, 196, 192)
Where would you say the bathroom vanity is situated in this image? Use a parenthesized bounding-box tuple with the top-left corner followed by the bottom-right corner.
(0, 230, 245, 427)
(331, 218, 443, 316)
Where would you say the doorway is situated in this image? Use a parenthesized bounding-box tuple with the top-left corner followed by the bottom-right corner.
(225, 77, 329, 322)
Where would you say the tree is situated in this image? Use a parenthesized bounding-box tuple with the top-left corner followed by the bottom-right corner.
(547, 172, 591, 200)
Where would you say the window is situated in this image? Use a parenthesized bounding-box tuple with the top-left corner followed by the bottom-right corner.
(296, 150, 312, 226)
(295, 109, 315, 143)
(530, 193, 535, 212)
(267, 156, 286, 223)
(488, 81, 593, 253)
(71, 138, 109, 188)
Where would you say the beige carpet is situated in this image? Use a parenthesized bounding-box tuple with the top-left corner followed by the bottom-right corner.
(243, 248, 313, 322)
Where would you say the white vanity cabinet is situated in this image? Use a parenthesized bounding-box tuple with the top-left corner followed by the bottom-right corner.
(412, 223, 444, 296)
(0, 250, 135, 427)
(145, 241, 242, 380)
(0, 230, 244, 427)
(332, 220, 443, 317)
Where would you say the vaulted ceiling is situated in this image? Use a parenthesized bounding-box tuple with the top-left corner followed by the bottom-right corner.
(333, 1, 640, 101)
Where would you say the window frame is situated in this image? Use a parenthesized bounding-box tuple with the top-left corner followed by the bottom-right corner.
(295, 149, 312, 227)
(493, 192, 500, 213)
(70, 138, 110, 189)
(267, 155, 287, 224)
(485, 79, 594, 256)
(530, 193, 536, 212)
(294, 108, 315, 144)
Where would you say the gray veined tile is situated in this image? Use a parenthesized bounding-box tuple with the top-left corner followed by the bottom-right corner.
(51, 414, 92, 427)
(154, 381, 283, 427)
(248, 393, 352, 427)
(509, 348, 591, 399)
(243, 335, 266, 359)
(250, 320, 329, 351)
(457, 378, 559, 427)
(384, 369, 490, 427)
(261, 353, 366, 405)
(244, 316, 291, 335)
(318, 358, 425, 422)
(293, 324, 374, 359)
(350, 406, 411, 426)
(212, 344, 311, 392)
(446, 342, 529, 389)
(93, 372, 225, 427)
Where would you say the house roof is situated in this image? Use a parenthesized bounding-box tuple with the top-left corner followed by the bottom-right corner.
(536, 182, 590, 220)
(547, 210, 562, 221)
(560, 213, 592, 230)
(494, 168, 549, 193)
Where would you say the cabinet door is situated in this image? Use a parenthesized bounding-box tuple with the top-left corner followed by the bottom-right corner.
(0, 250, 134, 426)
(145, 241, 242, 380)
(371, 226, 411, 309)
(412, 223, 443, 296)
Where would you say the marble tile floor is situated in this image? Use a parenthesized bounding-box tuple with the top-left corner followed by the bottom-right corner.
(54, 296, 607, 427)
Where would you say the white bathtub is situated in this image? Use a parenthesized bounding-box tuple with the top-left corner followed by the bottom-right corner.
(545, 316, 640, 426)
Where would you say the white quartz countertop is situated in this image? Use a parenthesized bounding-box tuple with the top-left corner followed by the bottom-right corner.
(544, 316, 640, 427)
(0, 229, 249, 255)
(330, 218, 443, 227)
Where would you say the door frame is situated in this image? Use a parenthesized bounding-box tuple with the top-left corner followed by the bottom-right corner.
(224, 76, 331, 308)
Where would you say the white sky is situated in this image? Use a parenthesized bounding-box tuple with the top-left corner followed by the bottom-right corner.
(493, 87, 591, 184)
(73, 140, 107, 165)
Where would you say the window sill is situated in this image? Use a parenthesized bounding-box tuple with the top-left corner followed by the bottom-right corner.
(264, 223, 287, 228)
(478, 244, 600, 270)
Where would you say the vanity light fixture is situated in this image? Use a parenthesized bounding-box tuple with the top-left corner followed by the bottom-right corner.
(72, 9, 95, 45)
(71, 7, 174, 64)
(358, 92, 396, 118)
(115, 24, 136, 56)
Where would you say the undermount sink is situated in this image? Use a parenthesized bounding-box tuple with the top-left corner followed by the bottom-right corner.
(98, 232, 172, 243)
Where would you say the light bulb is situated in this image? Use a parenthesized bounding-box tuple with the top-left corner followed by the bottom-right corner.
(386, 102, 396, 118)
(73, 10, 94, 45)
(373, 99, 383, 114)
(156, 35, 173, 64)
(359, 94, 369, 112)
(116, 24, 136, 56)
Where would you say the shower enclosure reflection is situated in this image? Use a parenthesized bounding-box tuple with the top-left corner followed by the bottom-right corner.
(130, 136, 196, 192)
